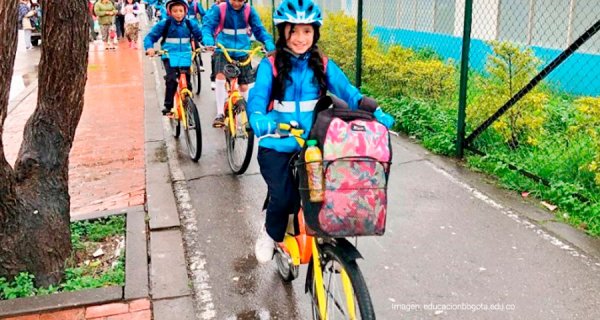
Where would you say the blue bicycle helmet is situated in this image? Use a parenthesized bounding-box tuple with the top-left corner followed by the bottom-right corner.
(166, 0, 188, 15)
(273, 0, 323, 26)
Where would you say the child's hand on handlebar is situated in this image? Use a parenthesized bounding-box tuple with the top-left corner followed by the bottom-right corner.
(145, 48, 156, 57)
(250, 113, 276, 137)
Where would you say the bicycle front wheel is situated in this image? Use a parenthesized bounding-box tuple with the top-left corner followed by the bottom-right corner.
(191, 55, 202, 95)
(310, 243, 375, 320)
(183, 96, 202, 161)
(225, 99, 254, 175)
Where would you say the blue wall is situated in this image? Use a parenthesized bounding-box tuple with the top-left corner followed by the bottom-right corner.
(372, 27, 600, 96)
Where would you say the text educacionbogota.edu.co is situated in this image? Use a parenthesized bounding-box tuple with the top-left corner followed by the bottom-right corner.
(392, 302, 516, 313)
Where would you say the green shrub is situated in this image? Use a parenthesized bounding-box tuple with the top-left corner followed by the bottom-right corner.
(468, 41, 548, 148)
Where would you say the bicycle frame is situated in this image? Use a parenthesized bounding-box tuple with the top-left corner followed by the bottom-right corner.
(262, 124, 359, 320)
(156, 49, 200, 130)
(173, 72, 193, 129)
(216, 43, 263, 137)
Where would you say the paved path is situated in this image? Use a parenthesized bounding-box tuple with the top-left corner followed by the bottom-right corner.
(5, 42, 145, 217)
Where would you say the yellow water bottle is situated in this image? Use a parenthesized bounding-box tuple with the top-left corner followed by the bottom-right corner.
(305, 140, 324, 202)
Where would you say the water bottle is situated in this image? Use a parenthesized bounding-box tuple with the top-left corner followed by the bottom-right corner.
(305, 140, 324, 202)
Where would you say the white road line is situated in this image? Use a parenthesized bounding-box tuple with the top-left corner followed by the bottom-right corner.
(152, 59, 217, 319)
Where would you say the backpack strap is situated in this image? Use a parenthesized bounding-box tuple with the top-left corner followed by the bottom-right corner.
(214, 2, 227, 37)
(160, 19, 172, 45)
(244, 4, 252, 36)
(266, 54, 329, 112)
(214, 3, 252, 37)
(192, 0, 198, 15)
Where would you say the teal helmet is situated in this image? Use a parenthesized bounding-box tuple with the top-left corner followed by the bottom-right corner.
(273, 0, 323, 26)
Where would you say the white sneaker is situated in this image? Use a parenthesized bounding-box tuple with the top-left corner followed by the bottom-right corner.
(255, 225, 275, 263)
(200, 66, 206, 72)
(210, 81, 216, 90)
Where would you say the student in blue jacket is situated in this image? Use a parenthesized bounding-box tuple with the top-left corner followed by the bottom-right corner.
(247, 0, 395, 263)
(144, 0, 203, 115)
(186, 0, 206, 22)
(202, 0, 275, 128)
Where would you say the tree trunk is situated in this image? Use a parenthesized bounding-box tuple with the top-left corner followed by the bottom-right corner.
(0, 0, 89, 287)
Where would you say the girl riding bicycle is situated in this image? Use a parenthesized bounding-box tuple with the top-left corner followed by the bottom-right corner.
(247, 0, 395, 263)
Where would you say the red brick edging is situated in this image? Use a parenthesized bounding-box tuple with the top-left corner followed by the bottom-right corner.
(2, 299, 151, 320)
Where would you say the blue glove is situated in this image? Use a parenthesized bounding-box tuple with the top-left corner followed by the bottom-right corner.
(264, 41, 276, 53)
(373, 107, 395, 129)
(250, 112, 276, 137)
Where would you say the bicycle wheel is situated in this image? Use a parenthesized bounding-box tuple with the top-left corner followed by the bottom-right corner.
(225, 99, 254, 175)
(183, 96, 202, 161)
(191, 55, 202, 95)
(310, 244, 375, 320)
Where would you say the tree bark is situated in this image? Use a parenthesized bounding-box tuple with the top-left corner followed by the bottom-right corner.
(0, 0, 89, 287)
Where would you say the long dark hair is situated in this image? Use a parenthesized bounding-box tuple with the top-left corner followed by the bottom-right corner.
(272, 23, 327, 101)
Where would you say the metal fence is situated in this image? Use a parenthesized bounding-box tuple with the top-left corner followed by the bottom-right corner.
(252, 0, 600, 230)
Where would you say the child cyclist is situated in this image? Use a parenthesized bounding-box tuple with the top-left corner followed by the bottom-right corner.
(144, 0, 203, 115)
(201, 0, 276, 128)
(246, 0, 395, 263)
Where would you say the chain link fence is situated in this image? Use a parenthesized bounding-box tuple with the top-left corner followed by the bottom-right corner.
(252, 0, 600, 234)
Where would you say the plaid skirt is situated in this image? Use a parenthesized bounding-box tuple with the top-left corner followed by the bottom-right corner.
(213, 52, 255, 85)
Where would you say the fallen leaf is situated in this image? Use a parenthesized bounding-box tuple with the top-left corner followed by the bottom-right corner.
(541, 201, 557, 211)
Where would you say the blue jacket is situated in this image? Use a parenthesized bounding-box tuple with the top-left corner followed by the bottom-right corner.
(186, 0, 206, 19)
(143, 17, 203, 68)
(247, 53, 363, 153)
(201, 2, 275, 58)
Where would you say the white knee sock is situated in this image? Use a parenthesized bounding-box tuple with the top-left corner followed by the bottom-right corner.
(215, 79, 226, 115)
(241, 89, 248, 101)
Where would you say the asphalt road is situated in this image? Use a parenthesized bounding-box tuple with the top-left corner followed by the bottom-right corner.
(150, 46, 600, 320)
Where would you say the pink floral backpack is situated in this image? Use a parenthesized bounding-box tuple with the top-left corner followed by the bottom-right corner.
(298, 97, 392, 237)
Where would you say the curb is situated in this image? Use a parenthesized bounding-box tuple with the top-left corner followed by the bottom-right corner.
(8, 81, 38, 115)
(142, 44, 201, 319)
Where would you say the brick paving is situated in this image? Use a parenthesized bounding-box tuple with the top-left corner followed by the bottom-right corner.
(4, 43, 146, 217)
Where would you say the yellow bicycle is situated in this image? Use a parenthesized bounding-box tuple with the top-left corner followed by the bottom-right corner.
(261, 122, 376, 319)
(152, 49, 203, 161)
(216, 43, 264, 174)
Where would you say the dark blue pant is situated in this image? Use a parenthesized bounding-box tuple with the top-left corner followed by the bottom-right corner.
(257, 147, 300, 242)
(162, 59, 190, 108)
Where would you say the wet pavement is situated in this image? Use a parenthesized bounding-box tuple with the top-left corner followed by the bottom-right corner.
(5, 39, 145, 217)
(155, 49, 600, 319)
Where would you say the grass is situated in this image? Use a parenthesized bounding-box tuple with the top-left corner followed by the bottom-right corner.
(0, 215, 126, 300)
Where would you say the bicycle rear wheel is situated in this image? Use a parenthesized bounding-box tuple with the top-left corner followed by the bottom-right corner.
(183, 96, 202, 161)
(310, 243, 375, 320)
(225, 99, 254, 175)
(191, 55, 202, 95)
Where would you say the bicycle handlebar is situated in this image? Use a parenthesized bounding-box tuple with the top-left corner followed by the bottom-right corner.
(210, 43, 264, 67)
(259, 121, 306, 147)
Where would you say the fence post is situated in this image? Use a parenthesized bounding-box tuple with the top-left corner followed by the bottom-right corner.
(355, 0, 363, 88)
(456, 0, 473, 158)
